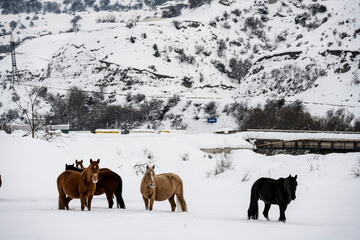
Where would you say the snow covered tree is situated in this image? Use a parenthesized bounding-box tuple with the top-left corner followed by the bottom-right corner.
(12, 85, 47, 138)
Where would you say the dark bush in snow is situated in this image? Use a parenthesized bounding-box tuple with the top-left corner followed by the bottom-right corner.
(181, 76, 193, 88)
(244, 16, 263, 31)
(153, 44, 160, 57)
(308, 3, 327, 16)
(167, 95, 181, 108)
(189, 0, 213, 9)
(204, 101, 218, 118)
(228, 58, 252, 83)
(175, 48, 195, 64)
(223, 101, 248, 127)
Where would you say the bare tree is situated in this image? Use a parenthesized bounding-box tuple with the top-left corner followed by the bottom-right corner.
(12, 85, 47, 138)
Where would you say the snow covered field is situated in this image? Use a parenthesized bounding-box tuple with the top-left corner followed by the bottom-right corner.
(0, 131, 360, 240)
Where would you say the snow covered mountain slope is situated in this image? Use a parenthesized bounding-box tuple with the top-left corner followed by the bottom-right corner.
(0, 0, 359, 127)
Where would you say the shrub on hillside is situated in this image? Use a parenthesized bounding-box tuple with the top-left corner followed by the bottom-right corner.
(223, 101, 248, 127)
(181, 76, 193, 88)
(204, 101, 218, 118)
(228, 58, 252, 83)
(244, 16, 263, 31)
(167, 94, 181, 108)
(189, 0, 213, 9)
(96, 14, 117, 23)
(308, 3, 327, 15)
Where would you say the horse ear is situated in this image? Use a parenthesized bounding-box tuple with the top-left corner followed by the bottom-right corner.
(152, 165, 155, 170)
(90, 159, 93, 164)
(288, 174, 291, 178)
(97, 159, 100, 164)
(146, 165, 149, 169)
(295, 175, 297, 179)
(80, 160, 83, 163)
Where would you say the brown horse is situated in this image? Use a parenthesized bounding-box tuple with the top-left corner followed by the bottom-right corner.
(140, 165, 187, 212)
(65, 162, 126, 209)
(75, 160, 84, 169)
(57, 159, 100, 211)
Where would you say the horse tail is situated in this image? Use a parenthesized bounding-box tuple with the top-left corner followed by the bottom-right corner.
(248, 179, 260, 220)
(176, 196, 182, 212)
(175, 178, 188, 212)
(115, 174, 126, 209)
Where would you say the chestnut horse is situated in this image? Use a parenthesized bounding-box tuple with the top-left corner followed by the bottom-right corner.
(75, 160, 84, 169)
(57, 159, 100, 211)
(65, 162, 126, 209)
(140, 165, 187, 212)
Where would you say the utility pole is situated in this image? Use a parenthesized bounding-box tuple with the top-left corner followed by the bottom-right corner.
(10, 32, 18, 89)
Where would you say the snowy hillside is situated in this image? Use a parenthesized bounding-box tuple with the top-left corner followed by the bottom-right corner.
(0, 0, 359, 131)
(0, 131, 360, 239)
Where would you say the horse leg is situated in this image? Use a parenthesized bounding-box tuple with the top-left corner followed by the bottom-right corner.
(58, 195, 66, 210)
(263, 203, 271, 220)
(105, 191, 114, 209)
(65, 197, 73, 210)
(58, 192, 66, 210)
(80, 196, 86, 211)
(278, 205, 287, 222)
(116, 193, 126, 209)
(149, 196, 155, 211)
(57, 182, 66, 210)
(87, 195, 94, 211)
(168, 194, 176, 212)
(142, 196, 149, 210)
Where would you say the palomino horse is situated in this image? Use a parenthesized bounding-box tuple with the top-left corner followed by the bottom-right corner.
(140, 165, 187, 212)
(57, 159, 100, 211)
(248, 175, 298, 222)
(65, 162, 126, 209)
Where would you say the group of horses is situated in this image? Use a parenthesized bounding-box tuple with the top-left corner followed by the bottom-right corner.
(57, 159, 125, 211)
(56, 159, 298, 222)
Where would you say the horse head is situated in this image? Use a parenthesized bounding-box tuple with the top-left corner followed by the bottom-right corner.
(88, 159, 100, 184)
(65, 163, 74, 168)
(75, 160, 85, 170)
(285, 175, 298, 200)
(144, 165, 156, 189)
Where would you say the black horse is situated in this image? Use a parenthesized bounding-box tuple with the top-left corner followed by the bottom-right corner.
(247, 175, 298, 222)
(65, 164, 125, 209)
(65, 163, 82, 172)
